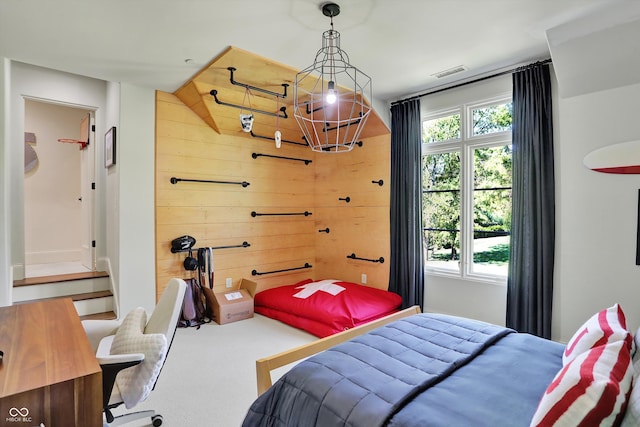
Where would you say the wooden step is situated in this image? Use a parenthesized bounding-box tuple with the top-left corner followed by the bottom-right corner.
(79, 311, 117, 321)
(14, 271, 109, 287)
(13, 289, 113, 305)
(12, 271, 115, 319)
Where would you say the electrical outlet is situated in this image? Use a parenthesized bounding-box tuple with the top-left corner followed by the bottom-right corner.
(225, 277, 233, 288)
(361, 274, 367, 284)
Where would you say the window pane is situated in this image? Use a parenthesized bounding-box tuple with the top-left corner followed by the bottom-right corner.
(472, 102, 512, 136)
(472, 145, 512, 275)
(423, 113, 461, 143)
(422, 152, 460, 272)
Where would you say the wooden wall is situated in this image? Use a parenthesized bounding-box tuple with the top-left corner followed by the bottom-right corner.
(155, 90, 391, 299)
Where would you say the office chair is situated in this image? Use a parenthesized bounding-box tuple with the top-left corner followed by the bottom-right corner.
(82, 278, 187, 426)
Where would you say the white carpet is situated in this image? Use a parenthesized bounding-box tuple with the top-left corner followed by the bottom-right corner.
(110, 314, 315, 426)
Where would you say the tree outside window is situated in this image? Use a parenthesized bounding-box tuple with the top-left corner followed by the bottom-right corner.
(422, 100, 512, 280)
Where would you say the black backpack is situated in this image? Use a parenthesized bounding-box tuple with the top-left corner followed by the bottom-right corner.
(178, 278, 208, 328)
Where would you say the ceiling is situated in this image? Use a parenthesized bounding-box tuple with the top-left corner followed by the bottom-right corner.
(0, 0, 630, 105)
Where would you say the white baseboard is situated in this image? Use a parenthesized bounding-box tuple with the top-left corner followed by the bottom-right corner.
(25, 249, 82, 264)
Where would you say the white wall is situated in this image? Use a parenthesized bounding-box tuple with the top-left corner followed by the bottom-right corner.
(422, 66, 640, 342)
(7, 62, 107, 282)
(421, 73, 512, 328)
(1, 61, 157, 316)
(115, 83, 156, 316)
(554, 82, 640, 342)
(0, 57, 10, 305)
(23, 100, 86, 264)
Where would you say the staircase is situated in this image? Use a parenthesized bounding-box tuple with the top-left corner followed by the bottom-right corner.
(13, 271, 116, 320)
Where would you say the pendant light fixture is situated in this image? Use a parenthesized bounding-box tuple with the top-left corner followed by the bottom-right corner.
(294, 2, 372, 153)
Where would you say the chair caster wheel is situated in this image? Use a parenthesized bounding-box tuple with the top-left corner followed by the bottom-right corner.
(152, 414, 163, 426)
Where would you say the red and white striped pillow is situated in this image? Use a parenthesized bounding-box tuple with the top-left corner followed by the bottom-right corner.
(530, 338, 634, 426)
(563, 304, 630, 365)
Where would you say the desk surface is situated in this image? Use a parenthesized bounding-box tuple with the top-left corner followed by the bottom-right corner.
(0, 298, 101, 398)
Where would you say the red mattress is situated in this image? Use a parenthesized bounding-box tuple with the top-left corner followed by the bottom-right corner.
(253, 279, 403, 337)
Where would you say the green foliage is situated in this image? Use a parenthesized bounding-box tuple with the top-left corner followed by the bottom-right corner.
(473, 243, 510, 265)
(423, 152, 460, 259)
(423, 114, 460, 143)
(473, 103, 512, 135)
(422, 103, 512, 267)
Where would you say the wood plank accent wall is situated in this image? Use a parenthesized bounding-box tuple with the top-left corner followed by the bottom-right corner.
(155, 90, 391, 300)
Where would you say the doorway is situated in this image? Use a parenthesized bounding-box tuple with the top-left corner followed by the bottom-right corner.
(23, 99, 96, 278)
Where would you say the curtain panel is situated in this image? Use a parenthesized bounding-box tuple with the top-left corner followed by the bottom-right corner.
(389, 99, 424, 311)
(506, 63, 555, 339)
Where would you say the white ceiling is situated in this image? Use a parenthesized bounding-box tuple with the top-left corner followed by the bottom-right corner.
(0, 0, 627, 104)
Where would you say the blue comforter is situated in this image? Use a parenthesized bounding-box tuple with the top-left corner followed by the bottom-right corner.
(243, 313, 523, 427)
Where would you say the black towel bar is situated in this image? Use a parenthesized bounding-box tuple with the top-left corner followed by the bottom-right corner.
(249, 131, 307, 146)
(171, 242, 251, 254)
(170, 177, 250, 187)
(347, 253, 385, 263)
(251, 152, 312, 165)
(301, 136, 362, 150)
(251, 211, 312, 217)
(323, 116, 362, 133)
(210, 90, 288, 119)
(252, 263, 312, 276)
(227, 67, 288, 99)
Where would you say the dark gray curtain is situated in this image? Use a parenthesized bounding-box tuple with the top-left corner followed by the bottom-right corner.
(389, 99, 424, 311)
(506, 63, 555, 339)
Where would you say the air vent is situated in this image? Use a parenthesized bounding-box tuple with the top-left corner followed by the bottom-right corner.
(432, 65, 467, 79)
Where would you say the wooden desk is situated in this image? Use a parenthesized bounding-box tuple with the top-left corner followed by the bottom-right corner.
(0, 298, 102, 427)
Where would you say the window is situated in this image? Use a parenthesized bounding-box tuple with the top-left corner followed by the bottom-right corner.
(422, 98, 512, 281)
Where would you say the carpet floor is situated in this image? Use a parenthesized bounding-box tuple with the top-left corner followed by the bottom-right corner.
(109, 313, 315, 426)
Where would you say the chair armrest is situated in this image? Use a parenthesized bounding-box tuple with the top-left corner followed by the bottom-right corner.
(99, 355, 145, 423)
(81, 319, 122, 352)
(97, 352, 145, 366)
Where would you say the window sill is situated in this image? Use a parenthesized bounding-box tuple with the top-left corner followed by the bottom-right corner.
(425, 268, 507, 286)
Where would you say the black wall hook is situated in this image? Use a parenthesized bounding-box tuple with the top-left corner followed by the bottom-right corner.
(318, 228, 330, 233)
(372, 179, 384, 186)
(339, 197, 351, 203)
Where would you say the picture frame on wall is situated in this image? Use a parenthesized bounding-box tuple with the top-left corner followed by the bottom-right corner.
(105, 126, 116, 168)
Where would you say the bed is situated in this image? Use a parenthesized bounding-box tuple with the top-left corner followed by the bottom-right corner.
(253, 278, 403, 338)
(243, 304, 639, 427)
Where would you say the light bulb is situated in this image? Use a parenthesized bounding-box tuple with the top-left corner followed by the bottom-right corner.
(326, 81, 337, 104)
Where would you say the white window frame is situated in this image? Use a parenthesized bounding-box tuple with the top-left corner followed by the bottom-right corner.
(422, 93, 512, 284)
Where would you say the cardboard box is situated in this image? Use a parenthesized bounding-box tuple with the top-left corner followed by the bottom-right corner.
(212, 279, 255, 325)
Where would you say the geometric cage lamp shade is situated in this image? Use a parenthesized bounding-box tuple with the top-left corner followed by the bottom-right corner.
(293, 2, 372, 153)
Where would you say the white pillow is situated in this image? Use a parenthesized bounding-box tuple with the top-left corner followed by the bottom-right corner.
(530, 339, 634, 426)
(110, 307, 168, 408)
(563, 304, 631, 365)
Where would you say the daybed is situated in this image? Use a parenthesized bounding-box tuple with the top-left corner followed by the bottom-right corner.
(243, 304, 640, 427)
(253, 278, 403, 337)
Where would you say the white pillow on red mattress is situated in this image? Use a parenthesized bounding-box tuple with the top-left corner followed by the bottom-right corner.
(530, 338, 633, 427)
(562, 304, 631, 365)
